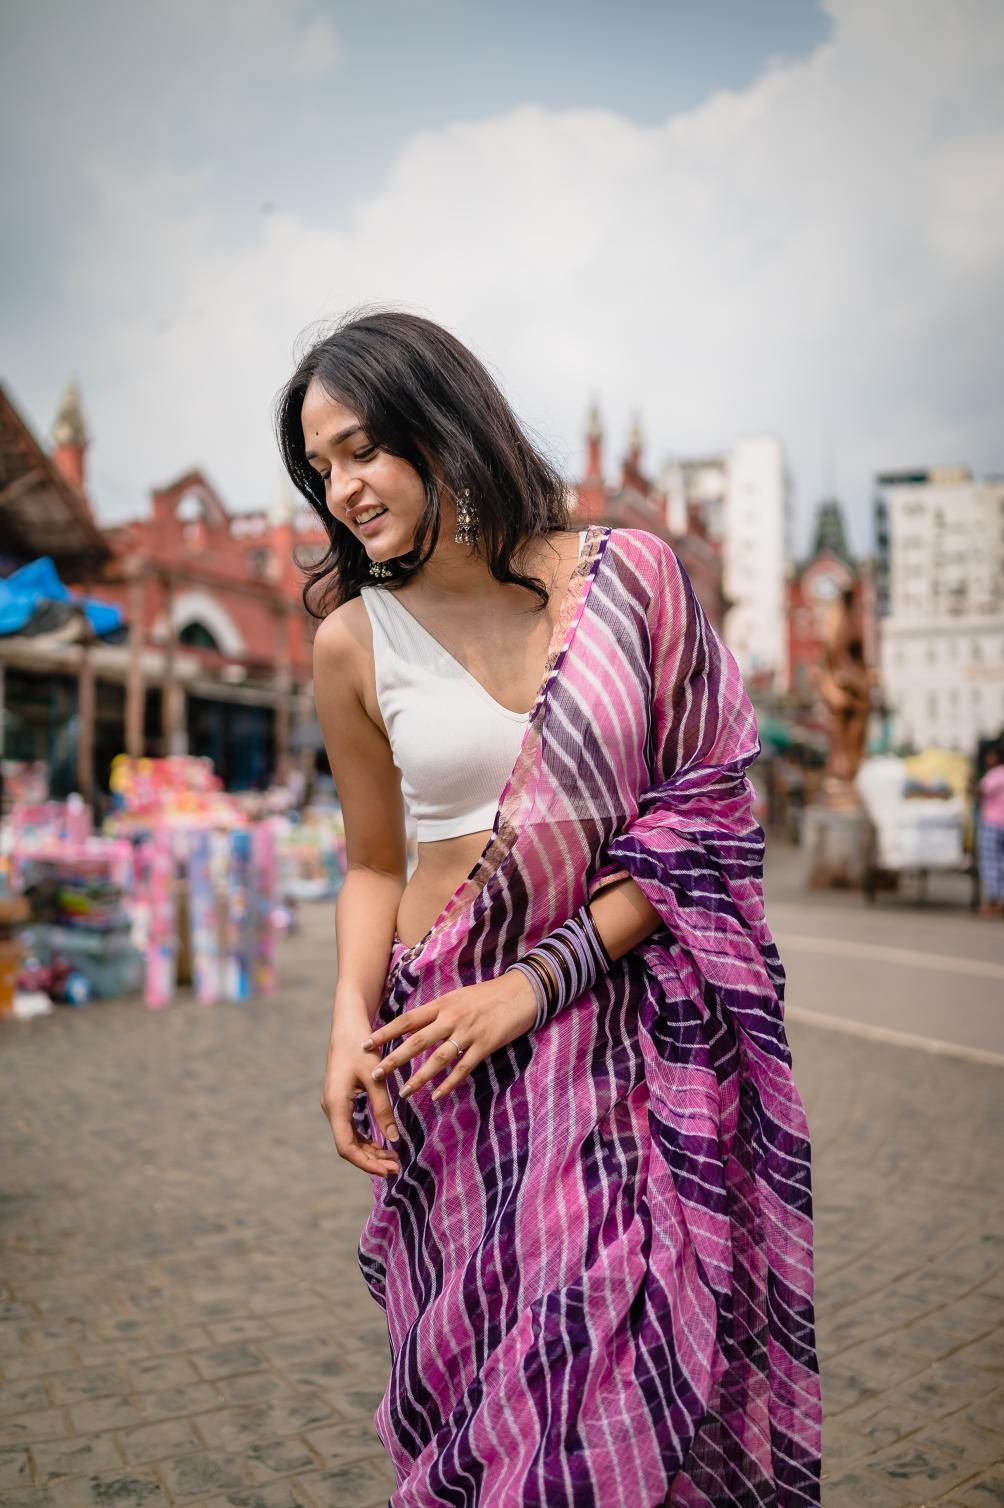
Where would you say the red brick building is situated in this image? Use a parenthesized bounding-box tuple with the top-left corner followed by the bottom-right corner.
(2, 381, 330, 793)
(98, 467, 327, 788)
(571, 403, 726, 632)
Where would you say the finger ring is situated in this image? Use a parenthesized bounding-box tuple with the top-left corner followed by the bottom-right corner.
(447, 1037, 466, 1056)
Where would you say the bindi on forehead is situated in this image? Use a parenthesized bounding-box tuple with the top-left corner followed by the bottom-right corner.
(303, 422, 363, 463)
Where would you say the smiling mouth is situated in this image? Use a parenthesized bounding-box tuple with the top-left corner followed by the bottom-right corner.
(355, 508, 388, 529)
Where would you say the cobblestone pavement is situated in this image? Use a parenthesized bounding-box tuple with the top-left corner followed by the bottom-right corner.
(1, 899, 1002, 1508)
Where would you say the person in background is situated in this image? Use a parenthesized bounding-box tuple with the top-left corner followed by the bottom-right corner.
(977, 744, 1004, 917)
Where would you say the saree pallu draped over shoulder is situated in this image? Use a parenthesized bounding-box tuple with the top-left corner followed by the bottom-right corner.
(352, 525, 822, 1507)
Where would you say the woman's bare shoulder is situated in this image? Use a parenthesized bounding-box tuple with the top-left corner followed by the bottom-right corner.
(312, 593, 373, 670)
(312, 597, 384, 729)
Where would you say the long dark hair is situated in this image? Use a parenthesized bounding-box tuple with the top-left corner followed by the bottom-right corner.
(273, 307, 571, 617)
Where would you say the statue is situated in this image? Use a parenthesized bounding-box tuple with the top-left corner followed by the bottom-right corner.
(814, 587, 873, 799)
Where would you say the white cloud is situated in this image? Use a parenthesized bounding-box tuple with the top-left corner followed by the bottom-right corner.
(68, 0, 1004, 552)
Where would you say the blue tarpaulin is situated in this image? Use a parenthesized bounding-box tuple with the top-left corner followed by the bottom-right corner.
(0, 557, 123, 638)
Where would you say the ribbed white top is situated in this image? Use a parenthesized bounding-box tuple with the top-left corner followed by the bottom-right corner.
(361, 530, 587, 842)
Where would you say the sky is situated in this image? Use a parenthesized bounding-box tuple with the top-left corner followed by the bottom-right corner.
(2, 0, 1002, 555)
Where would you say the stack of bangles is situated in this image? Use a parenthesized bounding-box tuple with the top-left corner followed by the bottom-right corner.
(505, 902, 614, 1032)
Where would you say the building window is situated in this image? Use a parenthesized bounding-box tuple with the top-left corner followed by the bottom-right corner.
(179, 621, 221, 651)
(177, 492, 206, 524)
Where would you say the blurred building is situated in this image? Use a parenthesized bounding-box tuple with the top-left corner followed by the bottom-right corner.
(661, 436, 791, 690)
(100, 472, 325, 788)
(571, 404, 727, 631)
(0, 382, 121, 802)
(786, 499, 876, 703)
(0, 382, 108, 578)
(722, 437, 791, 693)
(572, 408, 792, 676)
(874, 467, 1004, 752)
(0, 380, 331, 796)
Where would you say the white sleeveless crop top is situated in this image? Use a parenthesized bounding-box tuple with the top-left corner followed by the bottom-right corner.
(360, 530, 588, 842)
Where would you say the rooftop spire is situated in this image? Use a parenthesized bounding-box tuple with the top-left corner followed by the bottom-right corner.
(584, 397, 604, 484)
(269, 470, 296, 528)
(51, 379, 91, 494)
(52, 380, 89, 448)
(811, 498, 853, 566)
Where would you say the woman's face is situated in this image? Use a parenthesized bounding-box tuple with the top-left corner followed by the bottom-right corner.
(300, 379, 429, 561)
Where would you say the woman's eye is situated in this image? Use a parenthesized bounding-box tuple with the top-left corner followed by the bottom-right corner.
(355, 445, 377, 460)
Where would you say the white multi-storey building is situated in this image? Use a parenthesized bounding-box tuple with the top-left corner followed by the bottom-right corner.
(723, 436, 791, 689)
(660, 434, 791, 688)
(876, 469, 1004, 752)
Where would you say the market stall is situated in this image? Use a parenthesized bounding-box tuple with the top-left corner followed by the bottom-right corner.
(105, 756, 280, 1007)
(0, 758, 282, 1015)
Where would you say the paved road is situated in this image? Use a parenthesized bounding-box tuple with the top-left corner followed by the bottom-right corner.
(765, 842, 1004, 1062)
(0, 887, 1001, 1508)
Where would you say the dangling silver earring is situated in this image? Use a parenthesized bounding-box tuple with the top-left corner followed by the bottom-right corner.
(455, 486, 479, 547)
(369, 559, 393, 579)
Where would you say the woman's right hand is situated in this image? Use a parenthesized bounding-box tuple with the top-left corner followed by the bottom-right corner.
(321, 1023, 401, 1179)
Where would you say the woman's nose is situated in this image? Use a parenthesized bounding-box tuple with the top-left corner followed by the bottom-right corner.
(330, 469, 362, 516)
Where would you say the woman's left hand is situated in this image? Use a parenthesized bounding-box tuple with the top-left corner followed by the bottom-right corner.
(360, 970, 538, 1105)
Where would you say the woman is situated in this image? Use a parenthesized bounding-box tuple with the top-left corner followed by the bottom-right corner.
(275, 309, 822, 1507)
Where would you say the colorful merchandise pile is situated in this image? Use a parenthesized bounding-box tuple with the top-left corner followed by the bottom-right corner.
(10, 798, 141, 1006)
(0, 761, 48, 819)
(0, 758, 282, 1015)
(130, 823, 278, 1009)
(107, 755, 247, 830)
(105, 756, 278, 1010)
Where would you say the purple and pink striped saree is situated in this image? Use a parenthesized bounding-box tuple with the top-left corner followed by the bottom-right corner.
(353, 524, 822, 1506)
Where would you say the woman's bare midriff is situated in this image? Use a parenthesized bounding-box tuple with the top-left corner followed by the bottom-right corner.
(395, 829, 495, 948)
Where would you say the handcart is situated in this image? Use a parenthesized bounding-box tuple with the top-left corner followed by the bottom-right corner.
(856, 757, 978, 906)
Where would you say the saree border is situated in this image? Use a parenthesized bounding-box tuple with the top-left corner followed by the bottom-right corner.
(387, 522, 613, 980)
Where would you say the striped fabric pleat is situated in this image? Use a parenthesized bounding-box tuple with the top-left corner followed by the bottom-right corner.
(351, 524, 822, 1507)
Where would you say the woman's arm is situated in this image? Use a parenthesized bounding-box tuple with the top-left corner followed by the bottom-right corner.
(586, 873, 663, 962)
(313, 605, 409, 1176)
(313, 605, 409, 1030)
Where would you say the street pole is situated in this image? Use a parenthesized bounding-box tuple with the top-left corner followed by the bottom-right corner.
(125, 566, 146, 759)
(76, 640, 96, 805)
